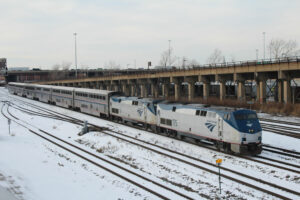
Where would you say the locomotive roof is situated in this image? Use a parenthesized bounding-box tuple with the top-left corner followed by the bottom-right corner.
(43, 85, 73, 91)
(74, 87, 115, 95)
(158, 102, 238, 113)
(111, 96, 161, 103)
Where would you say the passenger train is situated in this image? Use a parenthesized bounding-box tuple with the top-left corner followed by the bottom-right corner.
(7, 82, 262, 155)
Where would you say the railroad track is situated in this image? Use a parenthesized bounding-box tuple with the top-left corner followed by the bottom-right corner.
(2, 97, 300, 199)
(260, 118, 300, 127)
(261, 123, 300, 133)
(1, 102, 195, 200)
(263, 144, 300, 159)
(10, 96, 300, 172)
(6, 94, 300, 171)
(261, 124, 300, 139)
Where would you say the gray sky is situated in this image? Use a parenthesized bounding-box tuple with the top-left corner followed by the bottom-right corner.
(1, 0, 300, 69)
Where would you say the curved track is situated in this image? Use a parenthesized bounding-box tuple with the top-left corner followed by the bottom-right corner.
(2, 96, 300, 199)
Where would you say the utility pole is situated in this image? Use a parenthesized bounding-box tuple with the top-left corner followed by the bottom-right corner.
(263, 32, 266, 60)
(168, 40, 171, 66)
(74, 33, 78, 78)
(256, 49, 259, 60)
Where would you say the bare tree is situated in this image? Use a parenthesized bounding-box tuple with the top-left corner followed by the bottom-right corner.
(159, 50, 169, 67)
(268, 39, 300, 59)
(159, 48, 176, 68)
(105, 60, 120, 70)
(52, 64, 60, 70)
(188, 59, 200, 67)
(61, 61, 72, 71)
(206, 49, 224, 64)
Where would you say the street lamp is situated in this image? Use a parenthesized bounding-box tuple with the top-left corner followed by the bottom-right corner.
(263, 32, 266, 60)
(74, 33, 78, 78)
(256, 49, 259, 60)
(168, 40, 171, 66)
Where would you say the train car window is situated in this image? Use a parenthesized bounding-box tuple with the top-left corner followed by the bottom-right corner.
(196, 110, 200, 115)
(172, 106, 176, 112)
(224, 114, 231, 120)
(103, 96, 106, 100)
(235, 113, 257, 120)
(166, 119, 172, 126)
(200, 111, 207, 116)
(132, 101, 138, 106)
(118, 99, 121, 103)
(247, 113, 257, 119)
(112, 108, 119, 114)
(160, 118, 166, 124)
(234, 114, 246, 120)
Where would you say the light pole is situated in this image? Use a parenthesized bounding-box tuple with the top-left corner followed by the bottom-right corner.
(74, 33, 78, 78)
(256, 49, 259, 60)
(168, 40, 171, 66)
(263, 32, 266, 60)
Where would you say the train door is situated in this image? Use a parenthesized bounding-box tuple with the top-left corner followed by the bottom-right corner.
(218, 117, 223, 140)
(72, 90, 75, 108)
(143, 103, 147, 123)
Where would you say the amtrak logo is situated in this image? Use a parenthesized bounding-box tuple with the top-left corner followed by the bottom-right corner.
(137, 108, 143, 116)
(205, 122, 216, 132)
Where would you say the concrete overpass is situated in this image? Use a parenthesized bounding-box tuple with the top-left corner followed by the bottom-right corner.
(39, 58, 300, 104)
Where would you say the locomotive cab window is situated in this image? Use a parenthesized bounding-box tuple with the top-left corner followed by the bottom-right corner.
(112, 108, 119, 114)
(200, 111, 207, 116)
(196, 110, 200, 115)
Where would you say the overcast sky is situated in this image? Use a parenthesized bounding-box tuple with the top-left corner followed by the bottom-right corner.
(1, 0, 300, 69)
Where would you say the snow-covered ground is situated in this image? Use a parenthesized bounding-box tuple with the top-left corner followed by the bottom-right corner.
(0, 87, 299, 200)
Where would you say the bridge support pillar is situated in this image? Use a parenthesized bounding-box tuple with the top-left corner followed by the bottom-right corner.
(187, 82, 195, 101)
(151, 84, 159, 98)
(114, 84, 119, 92)
(219, 81, 226, 101)
(185, 77, 197, 101)
(174, 83, 181, 100)
(278, 80, 283, 103)
(203, 82, 209, 100)
(237, 81, 245, 101)
(258, 80, 266, 103)
(140, 84, 146, 98)
(122, 84, 130, 96)
(171, 77, 182, 101)
(162, 84, 169, 98)
(130, 85, 135, 96)
(283, 80, 291, 103)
